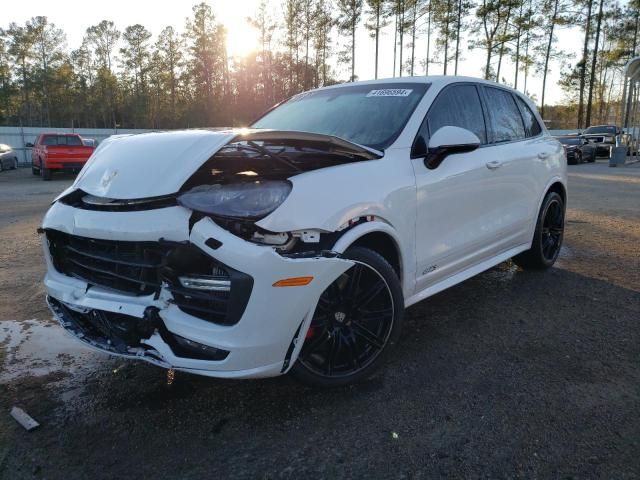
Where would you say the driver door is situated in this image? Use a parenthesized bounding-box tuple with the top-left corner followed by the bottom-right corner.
(411, 83, 510, 293)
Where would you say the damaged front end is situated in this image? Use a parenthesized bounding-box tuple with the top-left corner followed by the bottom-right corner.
(42, 129, 373, 377)
(176, 130, 382, 250)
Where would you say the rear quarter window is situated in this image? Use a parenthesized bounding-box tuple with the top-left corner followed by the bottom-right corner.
(514, 96, 542, 137)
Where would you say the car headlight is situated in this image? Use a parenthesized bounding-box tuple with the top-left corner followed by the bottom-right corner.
(177, 181, 292, 219)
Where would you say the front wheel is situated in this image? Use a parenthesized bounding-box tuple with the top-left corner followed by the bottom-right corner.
(513, 192, 565, 270)
(291, 247, 404, 387)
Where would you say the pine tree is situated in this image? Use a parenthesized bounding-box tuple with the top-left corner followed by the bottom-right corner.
(337, 0, 364, 81)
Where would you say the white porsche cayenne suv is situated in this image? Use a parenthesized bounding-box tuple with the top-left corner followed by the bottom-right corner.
(42, 77, 566, 387)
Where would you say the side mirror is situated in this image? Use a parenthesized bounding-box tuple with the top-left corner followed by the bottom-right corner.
(25, 142, 34, 148)
(423, 126, 481, 169)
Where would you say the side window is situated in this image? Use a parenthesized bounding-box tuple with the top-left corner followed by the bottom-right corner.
(515, 96, 542, 137)
(425, 84, 487, 144)
(484, 87, 526, 143)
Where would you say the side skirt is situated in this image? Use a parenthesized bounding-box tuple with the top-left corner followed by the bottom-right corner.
(404, 243, 530, 308)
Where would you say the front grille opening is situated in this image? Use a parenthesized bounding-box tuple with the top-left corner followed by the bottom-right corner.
(47, 230, 174, 295)
(46, 229, 253, 326)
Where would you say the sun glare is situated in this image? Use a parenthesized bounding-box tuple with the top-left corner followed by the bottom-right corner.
(225, 20, 260, 59)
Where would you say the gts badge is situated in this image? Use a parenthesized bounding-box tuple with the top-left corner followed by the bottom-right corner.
(423, 265, 438, 275)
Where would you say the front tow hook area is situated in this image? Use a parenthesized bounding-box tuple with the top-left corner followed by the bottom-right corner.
(48, 297, 161, 355)
(48, 297, 229, 362)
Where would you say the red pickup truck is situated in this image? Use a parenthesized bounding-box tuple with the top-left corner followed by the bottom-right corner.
(29, 133, 95, 181)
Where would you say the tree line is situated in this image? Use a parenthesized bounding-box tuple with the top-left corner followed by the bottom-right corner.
(0, 0, 637, 130)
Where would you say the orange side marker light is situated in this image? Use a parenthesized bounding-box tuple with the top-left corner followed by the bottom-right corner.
(272, 276, 314, 287)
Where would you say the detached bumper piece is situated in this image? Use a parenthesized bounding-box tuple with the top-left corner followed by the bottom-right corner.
(48, 296, 229, 361)
(45, 229, 253, 326)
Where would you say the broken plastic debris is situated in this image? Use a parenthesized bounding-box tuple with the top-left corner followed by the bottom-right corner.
(10, 407, 40, 431)
(112, 364, 125, 374)
(166, 368, 175, 386)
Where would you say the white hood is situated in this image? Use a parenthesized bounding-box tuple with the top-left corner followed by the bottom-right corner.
(72, 130, 237, 199)
(66, 128, 383, 202)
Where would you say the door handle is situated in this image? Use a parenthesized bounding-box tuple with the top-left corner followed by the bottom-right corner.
(486, 160, 502, 170)
(537, 151, 550, 160)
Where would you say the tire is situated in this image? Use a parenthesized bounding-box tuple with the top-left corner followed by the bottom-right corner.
(513, 191, 565, 270)
(41, 166, 52, 181)
(576, 151, 583, 164)
(291, 246, 404, 387)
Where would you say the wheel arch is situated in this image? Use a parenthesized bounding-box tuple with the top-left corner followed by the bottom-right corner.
(331, 221, 404, 287)
(546, 180, 567, 206)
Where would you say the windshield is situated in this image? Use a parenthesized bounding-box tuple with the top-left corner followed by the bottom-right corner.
(251, 83, 430, 150)
(584, 126, 616, 135)
(558, 137, 581, 145)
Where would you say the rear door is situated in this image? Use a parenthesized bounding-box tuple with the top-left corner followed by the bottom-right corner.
(412, 83, 513, 292)
(478, 86, 547, 248)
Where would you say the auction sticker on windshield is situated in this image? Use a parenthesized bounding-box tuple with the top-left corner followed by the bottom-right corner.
(366, 89, 413, 97)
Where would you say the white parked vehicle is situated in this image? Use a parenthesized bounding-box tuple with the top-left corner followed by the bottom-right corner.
(42, 77, 567, 386)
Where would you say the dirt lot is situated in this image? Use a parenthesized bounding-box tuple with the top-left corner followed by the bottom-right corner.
(1, 162, 639, 479)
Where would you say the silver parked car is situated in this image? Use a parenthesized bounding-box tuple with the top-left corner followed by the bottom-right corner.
(0, 144, 18, 171)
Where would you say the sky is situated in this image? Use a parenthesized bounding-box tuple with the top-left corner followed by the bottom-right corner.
(2, 0, 586, 105)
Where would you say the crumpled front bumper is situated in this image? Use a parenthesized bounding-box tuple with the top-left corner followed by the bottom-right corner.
(42, 201, 352, 378)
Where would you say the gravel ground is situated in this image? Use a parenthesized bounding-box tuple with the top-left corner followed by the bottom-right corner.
(1, 161, 639, 479)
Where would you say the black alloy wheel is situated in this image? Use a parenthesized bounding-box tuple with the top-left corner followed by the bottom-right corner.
(540, 196, 564, 263)
(292, 247, 403, 387)
(513, 191, 565, 270)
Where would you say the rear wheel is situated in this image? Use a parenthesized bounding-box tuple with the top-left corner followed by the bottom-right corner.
(513, 192, 565, 270)
(576, 151, 583, 164)
(291, 247, 404, 387)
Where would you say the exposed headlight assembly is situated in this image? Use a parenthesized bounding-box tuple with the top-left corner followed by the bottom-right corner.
(177, 181, 292, 219)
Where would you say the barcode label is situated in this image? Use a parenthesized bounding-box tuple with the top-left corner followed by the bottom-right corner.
(366, 89, 413, 97)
